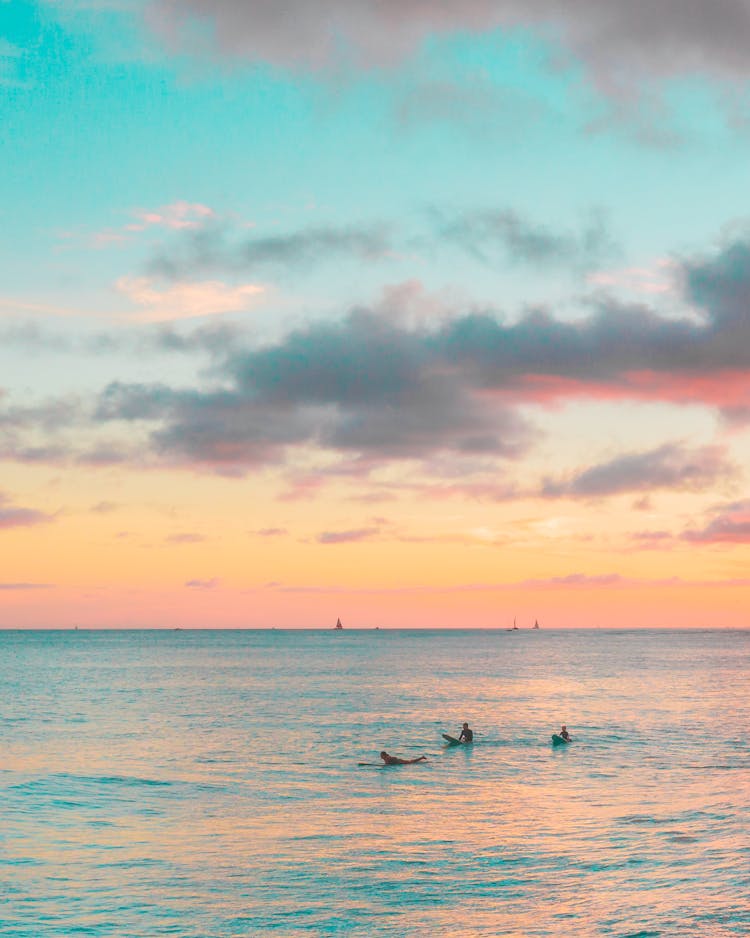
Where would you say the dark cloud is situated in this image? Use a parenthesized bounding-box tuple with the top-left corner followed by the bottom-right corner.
(683, 500, 750, 543)
(148, 222, 391, 280)
(145, 0, 750, 89)
(95, 310, 534, 470)
(431, 208, 616, 270)
(542, 443, 735, 498)
(147, 208, 614, 282)
(432, 232, 750, 405)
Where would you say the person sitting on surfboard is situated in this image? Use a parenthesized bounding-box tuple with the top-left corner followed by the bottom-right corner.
(380, 751, 427, 765)
(559, 725, 571, 742)
(458, 722, 473, 743)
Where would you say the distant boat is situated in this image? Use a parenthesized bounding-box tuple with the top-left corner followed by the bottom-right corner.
(334, 618, 343, 630)
(533, 620, 540, 629)
(506, 617, 519, 632)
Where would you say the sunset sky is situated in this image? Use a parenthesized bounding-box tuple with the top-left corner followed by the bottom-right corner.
(3, 1, 750, 628)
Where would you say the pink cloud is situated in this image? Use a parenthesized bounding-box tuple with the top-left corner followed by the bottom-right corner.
(515, 370, 750, 412)
(116, 276, 264, 320)
(684, 501, 750, 543)
(587, 258, 677, 295)
(88, 202, 217, 249)
(0, 493, 53, 529)
(126, 201, 215, 232)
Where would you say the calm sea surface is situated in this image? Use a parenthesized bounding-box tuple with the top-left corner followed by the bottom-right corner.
(1, 628, 748, 937)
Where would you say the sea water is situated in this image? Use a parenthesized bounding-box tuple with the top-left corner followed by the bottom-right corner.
(1, 628, 748, 937)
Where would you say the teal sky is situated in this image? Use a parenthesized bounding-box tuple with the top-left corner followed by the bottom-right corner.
(4, 1, 750, 324)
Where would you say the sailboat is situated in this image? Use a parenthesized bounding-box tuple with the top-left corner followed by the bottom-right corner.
(533, 620, 540, 629)
(334, 618, 343, 630)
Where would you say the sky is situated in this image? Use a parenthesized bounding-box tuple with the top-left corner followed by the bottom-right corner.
(3, 1, 750, 629)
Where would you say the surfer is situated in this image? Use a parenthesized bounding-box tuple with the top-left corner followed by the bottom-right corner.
(559, 725, 571, 742)
(380, 751, 427, 765)
(458, 722, 473, 743)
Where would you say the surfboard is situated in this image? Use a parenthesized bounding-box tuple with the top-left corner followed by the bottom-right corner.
(442, 733, 461, 745)
(551, 734, 571, 746)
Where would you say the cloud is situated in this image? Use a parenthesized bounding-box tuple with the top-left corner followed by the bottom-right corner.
(167, 532, 206, 543)
(257, 527, 288, 537)
(94, 308, 534, 471)
(0, 582, 54, 590)
(6, 232, 750, 480)
(392, 76, 548, 136)
(587, 258, 677, 296)
(144, 1, 750, 90)
(260, 572, 750, 593)
(0, 493, 54, 529)
(630, 529, 674, 547)
(148, 221, 391, 280)
(317, 527, 380, 544)
(59, 233, 750, 476)
(89, 201, 216, 249)
(91, 501, 118, 513)
(126, 201, 215, 232)
(521, 573, 626, 588)
(683, 500, 750, 543)
(185, 577, 220, 588)
(431, 233, 750, 419)
(431, 207, 616, 270)
(116, 276, 264, 321)
(0, 508, 52, 529)
(148, 209, 613, 283)
(541, 443, 736, 498)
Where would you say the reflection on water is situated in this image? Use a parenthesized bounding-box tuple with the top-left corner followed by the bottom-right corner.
(1, 628, 749, 936)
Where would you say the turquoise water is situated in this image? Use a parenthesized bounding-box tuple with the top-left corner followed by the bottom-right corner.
(1, 628, 748, 936)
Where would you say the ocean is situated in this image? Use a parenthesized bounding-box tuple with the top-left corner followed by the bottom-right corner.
(1, 628, 748, 937)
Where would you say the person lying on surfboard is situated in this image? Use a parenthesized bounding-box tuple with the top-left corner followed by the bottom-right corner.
(380, 751, 427, 765)
(458, 722, 473, 743)
(559, 725, 571, 742)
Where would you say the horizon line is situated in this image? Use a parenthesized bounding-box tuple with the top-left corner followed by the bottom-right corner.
(0, 625, 748, 633)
